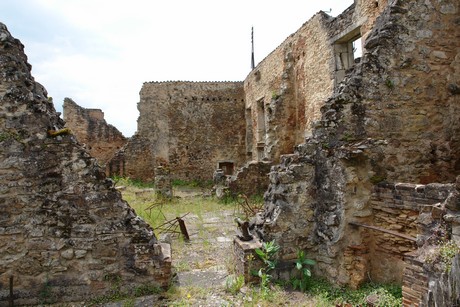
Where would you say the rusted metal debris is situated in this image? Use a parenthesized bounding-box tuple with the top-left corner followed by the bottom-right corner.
(145, 202, 167, 220)
(9, 275, 13, 307)
(153, 213, 191, 241)
(236, 194, 263, 220)
(235, 217, 253, 241)
(177, 217, 190, 241)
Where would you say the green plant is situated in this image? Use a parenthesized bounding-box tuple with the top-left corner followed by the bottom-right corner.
(428, 240, 460, 273)
(341, 132, 356, 142)
(305, 278, 402, 307)
(0, 131, 20, 142)
(171, 179, 212, 188)
(39, 279, 56, 304)
(47, 127, 71, 137)
(271, 90, 281, 100)
(291, 250, 316, 292)
(253, 240, 280, 296)
(370, 175, 387, 184)
(133, 283, 162, 296)
(385, 78, 394, 89)
(112, 176, 155, 188)
(218, 189, 238, 205)
(225, 274, 245, 295)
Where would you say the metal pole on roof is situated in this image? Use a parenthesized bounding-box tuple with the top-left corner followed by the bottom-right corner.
(251, 27, 255, 70)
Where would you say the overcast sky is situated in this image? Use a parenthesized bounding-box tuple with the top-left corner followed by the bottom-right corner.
(2, 0, 353, 137)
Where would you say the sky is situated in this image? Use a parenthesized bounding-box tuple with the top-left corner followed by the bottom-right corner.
(1, 0, 353, 137)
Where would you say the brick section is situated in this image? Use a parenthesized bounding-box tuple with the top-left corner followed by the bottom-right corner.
(402, 253, 428, 307)
(233, 237, 263, 283)
(368, 183, 454, 284)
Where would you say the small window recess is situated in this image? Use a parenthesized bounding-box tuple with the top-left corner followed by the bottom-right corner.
(218, 161, 235, 176)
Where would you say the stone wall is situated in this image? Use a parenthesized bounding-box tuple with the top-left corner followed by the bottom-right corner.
(250, 0, 459, 289)
(244, 12, 334, 163)
(227, 161, 272, 198)
(108, 1, 388, 184)
(131, 81, 246, 181)
(403, 253, 429, 307)
(368, 183, 454, 284)
(0, 23, 171, 305)
(108, 134, 155, 182)
(424, 254, 460, 307)
(63, 98, 127, 170)
(243, 0, 387, 164)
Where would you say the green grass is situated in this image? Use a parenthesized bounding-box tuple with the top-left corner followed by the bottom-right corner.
(305, 278, 402, 306)
(118, 180, 236, 230)
(113, 176, 155, 188)
(171, 178, 213, 188)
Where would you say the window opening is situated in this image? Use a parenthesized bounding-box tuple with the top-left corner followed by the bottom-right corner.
(218, 161, 235, 176)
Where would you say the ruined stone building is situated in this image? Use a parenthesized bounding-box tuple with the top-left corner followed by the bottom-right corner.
(63, 98, 127, 170)
(21, 0, 459, 305)
(111, 0, 459, 305)
(109, 81, 246, 182)
(0, 24, 171, 305)
(238, 0, 459, 306)
(105, 0, 393, 189)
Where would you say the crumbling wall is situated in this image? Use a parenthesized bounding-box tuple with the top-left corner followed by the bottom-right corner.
(0, 23, 171, 305)
(132, 81, 246, 181)
(108, 134, 155, 182)
(63, 98, 127, 170)
(252, 0, 459, 289)
(401, 177, 460, 307)
(227, 161, 272, 197)
(244, 12, 334, 163)
(368, 183, 454, 284)
(243, 0, 387, 165)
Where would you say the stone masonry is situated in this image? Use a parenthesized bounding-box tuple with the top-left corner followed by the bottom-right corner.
(63, 98, 127, 172)
(0, 23, 171, 305)
(56, 0, 459, 303)
(251, 0, 459, 292)
(243, 0, 387, 164)
(105, 0, 388, 188)
(110, 81, 247, 181)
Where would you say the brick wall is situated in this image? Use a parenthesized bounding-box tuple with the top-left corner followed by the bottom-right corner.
(402, 253, 428, 307)
(368, 183, 453, 284)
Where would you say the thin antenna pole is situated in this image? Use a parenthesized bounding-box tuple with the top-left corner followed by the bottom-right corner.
(251, 27, 255, 70)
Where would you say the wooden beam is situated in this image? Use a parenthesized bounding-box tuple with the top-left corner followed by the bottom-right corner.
(349, 221, 417, 242)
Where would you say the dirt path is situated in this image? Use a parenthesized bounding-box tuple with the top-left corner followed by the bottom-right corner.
(102, 188, 314, 306)
(167, 209, 238, 306)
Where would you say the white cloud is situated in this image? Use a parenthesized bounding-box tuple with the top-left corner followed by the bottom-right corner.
(2, 0, 353, 136)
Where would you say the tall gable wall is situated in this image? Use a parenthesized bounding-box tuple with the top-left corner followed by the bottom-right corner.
(243, 0, 387, 164)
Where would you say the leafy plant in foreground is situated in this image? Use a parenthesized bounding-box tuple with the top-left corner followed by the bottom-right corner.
(291, 250, 316, 292)
(253, 240, 280, 296)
